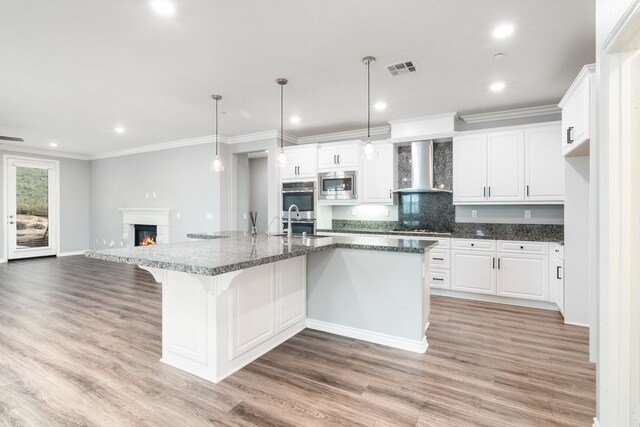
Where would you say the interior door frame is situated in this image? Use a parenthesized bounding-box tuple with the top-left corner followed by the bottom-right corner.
(2, 154, 60, 261)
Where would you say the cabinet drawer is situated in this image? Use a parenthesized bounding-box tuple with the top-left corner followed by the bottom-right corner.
(429, 269, 450, 289)
(452, 239, 496, 251)
(498, 241, 548, 255)
(429, 250, 450, 269)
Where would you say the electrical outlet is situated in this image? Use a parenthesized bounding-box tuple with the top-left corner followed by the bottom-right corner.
(109, 241, 114, 247)
(524, 210, 532, 219)
(152, 192, 157, 198)
(103, 240, 106, 244)
(206, 213, 214, 220)
(472, 210, 478, 218)
(145, 192, 149, 198)
(120, 241, 124, 246)
(243, 213, 247, 220)
(384, 208, 390, 217)
(176, 212, 181, 219)
(351, 208, 357, 216)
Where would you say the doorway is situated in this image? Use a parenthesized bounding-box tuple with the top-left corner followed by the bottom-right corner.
(3, 155, 59, 260)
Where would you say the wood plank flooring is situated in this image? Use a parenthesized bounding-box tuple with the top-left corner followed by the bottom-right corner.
(0, 256, 595, 426)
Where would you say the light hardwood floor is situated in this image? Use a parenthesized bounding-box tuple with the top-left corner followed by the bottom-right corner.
(0, 256, 595, 426)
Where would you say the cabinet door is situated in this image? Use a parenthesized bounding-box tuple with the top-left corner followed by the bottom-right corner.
(297, 147, 318, 178)
(451, 250, 496, 294)
(525, 124, 564, 202)
(336, 143, 361, 168)
(318, 145, 338, 170)
(487, 130, 525, 202)
(553, 259, 564, 315)
(572, 76, 590, 145)
(280, 149, 300, 179)
(561, 97, 575, 154)
(453, 134, 487, 203)
(496, 253, 548, 301)
(362, 143, 394, 203)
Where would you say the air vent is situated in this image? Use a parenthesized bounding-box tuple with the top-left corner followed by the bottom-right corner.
(386, 60, 417, 77)
(0, 136, 24, 142)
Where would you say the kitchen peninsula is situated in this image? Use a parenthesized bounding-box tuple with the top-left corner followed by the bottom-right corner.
(88, 232, 437, 384)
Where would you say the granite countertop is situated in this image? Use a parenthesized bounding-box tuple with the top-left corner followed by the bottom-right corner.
(86, 231, 438, 277)
(317, 228, 563, 243)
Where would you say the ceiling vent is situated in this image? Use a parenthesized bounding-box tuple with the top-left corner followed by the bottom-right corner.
(386, 60, 417, 77)
(0, 136, 24, 142)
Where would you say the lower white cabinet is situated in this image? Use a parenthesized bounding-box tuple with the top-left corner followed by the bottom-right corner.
(496, 253, 548, 301)
(450, 251, 497, 294)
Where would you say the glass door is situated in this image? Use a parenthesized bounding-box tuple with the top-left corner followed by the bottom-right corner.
(6, 157, 58, 260)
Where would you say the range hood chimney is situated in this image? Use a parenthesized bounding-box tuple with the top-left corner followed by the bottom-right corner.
(394, 140, 452, 193)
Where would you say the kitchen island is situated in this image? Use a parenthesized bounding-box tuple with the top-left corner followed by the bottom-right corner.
(87, 232, 437, 383)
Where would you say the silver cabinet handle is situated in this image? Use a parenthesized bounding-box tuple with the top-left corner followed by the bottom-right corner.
(9, 221, 14, 225)
(488, 186, 491, 197)
(493, 257, 495, 269)
(483, 187, 486, 197)
(567, 127, 574, 143)
(433, 257, 444, 261)
(526, 185, 530, 197)
(432, 278, 444, 281)
(498, 258, 501, 269)
(337, 154, 340, 164)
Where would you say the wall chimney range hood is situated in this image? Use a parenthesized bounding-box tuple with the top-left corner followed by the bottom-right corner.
(394, 140, 452, 193)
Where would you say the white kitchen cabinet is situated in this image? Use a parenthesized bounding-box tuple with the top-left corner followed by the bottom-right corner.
(274, 256, 306, 333)
(496, 253, 549, 301)
(362, 142, 395, 204)
(486, 130, 525, 202)
(452, 134, 487, 203)
(559, 64, 595, 157)
(525, 123, 565, 201)
(318, 141, 361, 170)
(453, 122, 563, 204)
(281, 145, 318, 180)
(550, 243, 564, 315)
(450, 250, 496, 295)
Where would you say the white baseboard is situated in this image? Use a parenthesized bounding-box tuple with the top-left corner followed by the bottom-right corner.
(0, 258, 6, 264)
(564, 320, 590, 328)
(306, 318, 428, 353)
(431, 288, 560, 311)
(57, 250, 88, 257)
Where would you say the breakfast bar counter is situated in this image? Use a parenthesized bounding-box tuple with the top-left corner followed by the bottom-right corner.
(87, 232, 437, 383)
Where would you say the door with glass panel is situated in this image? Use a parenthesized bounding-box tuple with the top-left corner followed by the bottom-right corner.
(5, 157, 58, 259)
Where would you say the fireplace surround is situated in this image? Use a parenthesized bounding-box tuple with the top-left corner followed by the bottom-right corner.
(120, 208, 171, 247)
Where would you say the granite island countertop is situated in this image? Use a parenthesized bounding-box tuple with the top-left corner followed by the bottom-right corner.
(87, 231, 438, 277)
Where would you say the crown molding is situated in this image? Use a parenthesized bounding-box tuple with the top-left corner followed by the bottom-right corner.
(89, 135, 216, 160)
(388, 112, 458, 125)
(296, 126, 390, 144)
(226, 130, 297, 145)
(0, 143, 89, 160)
(460, 105, 561, 124)
(558, 65, 596, 108)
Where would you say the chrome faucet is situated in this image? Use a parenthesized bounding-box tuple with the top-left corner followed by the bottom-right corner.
(287, 204, 300, 239)
(265, 216, 281, 236)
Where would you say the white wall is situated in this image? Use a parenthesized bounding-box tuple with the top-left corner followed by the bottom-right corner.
(89, 143, 225, 250)
(249, 157, 268, 233)
(0, 150, 90, 259)
(456, 205, 564, 224)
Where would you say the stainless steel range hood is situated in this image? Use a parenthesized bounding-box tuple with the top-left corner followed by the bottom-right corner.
(394, 140, 452, 193)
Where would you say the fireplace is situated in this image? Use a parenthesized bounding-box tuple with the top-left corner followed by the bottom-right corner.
(120, 208, 171, 247)
(134, 224, 158, 246)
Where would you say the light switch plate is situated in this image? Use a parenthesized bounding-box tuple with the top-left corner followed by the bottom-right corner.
(471, 210, 478, 218)
(524, 210, 532, 219)
(206, 213, 214, 220)
(176, 212, 181, 219)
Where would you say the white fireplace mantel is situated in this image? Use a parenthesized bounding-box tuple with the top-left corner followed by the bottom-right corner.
(120, 208, 171, 247)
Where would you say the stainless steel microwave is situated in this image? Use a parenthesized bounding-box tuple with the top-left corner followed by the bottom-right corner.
(318, 171, 357, 201)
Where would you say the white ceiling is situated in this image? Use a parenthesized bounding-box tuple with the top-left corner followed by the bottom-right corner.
(0, 0, 595, 155)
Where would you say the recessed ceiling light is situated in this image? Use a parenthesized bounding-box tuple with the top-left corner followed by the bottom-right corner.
(148, 0, 176, 16)
(49, 142, 58, 148)
(114, 126, 126, 134)
(490, 82, 506, 92)
(290, 116, 301, 124)
(374, 101, 387, 111)
(492, 24, 514, 39)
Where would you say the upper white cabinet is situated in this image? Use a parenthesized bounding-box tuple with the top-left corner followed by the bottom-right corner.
(453, 122, 564, 205)
(280, 145, 318, 180)
(486, 130, 525, 202)
(452, 134, 487, 203)
(525, 123, 565, 201)
(318, 141, 361, 170)
(559, 64, 595, 157)
(362, 142, 396, 204)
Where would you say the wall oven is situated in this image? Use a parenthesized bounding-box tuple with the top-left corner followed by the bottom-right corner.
(318, 171, 357, 201)
(282, 181, 316, 220)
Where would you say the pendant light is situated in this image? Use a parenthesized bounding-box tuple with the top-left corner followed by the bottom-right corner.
(362, 56, 378, 160)
(210, 94, 224, 172)
(275, 78, 289, 168)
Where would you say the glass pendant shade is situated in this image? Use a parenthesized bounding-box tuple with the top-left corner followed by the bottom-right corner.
(363, 139, 377, 159)
(276, 78, 289, 168)
(211, 155, 224, 172)
(276, 148, 288, 167)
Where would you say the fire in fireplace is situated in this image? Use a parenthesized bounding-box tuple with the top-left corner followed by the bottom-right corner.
(134, 224, 158, 246)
